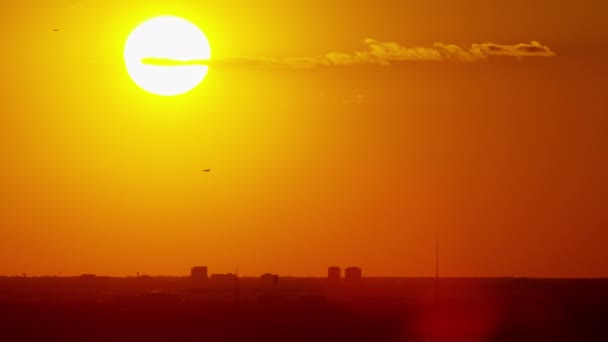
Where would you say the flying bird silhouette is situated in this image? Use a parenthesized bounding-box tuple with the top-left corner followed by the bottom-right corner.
(203, 169, 211, 173)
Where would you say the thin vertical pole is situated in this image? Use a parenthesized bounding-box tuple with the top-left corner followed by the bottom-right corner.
(435, 237, 439, 300)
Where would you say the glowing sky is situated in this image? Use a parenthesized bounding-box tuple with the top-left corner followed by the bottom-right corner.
(0, 0, 606, 277)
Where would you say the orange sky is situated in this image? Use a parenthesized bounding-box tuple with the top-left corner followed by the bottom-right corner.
(0, 1, 607, 277)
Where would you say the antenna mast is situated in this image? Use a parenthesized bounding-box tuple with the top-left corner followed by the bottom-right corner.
(435, 236, 439, 299)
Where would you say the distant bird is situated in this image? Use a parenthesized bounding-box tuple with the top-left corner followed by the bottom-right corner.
(53, 29, 59, 32)
(203, 169, 211, 173)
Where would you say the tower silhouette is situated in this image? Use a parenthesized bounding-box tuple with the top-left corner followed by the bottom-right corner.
(435, 237, 439, 300)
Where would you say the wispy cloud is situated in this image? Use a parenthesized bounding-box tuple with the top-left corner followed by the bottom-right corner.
(142, 40, 555, 68)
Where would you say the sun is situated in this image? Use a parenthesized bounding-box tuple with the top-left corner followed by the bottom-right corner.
(124, 16, 211, 96)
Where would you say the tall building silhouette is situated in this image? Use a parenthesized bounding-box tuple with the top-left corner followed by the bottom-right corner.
(191, 266, 208, 283)
(345, 267, 362, 281)
(328, 266, 341, 281)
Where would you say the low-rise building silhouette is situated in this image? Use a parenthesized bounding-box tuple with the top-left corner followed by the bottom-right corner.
(209, 273, 237, 287)
(210, 273, 236, 280)
(345, 267, 362, 281)
(260, 273, 279, 289)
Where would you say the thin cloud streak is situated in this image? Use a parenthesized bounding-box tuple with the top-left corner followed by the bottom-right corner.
(141, 40, 555, 68)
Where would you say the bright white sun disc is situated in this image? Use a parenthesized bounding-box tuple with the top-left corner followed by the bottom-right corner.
(124, 16, 211, 96)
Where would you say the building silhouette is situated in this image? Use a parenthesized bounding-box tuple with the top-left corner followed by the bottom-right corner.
(191, 266, 208, 283)
(345, 267, 362, 281)
(260, 273, 279, 289)
(210, 273, 237, 287)
(328, 266, 341, 281)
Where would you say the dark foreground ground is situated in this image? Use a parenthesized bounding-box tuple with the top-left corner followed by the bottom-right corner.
(0, 277, 607, 341)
